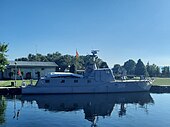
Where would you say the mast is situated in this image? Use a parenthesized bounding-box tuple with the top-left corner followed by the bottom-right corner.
(84, 50, 99, 77)
(91, 50, 99, 69)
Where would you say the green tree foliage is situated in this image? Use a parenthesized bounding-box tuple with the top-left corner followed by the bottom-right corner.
(69, 64, 76, 73)
(123, 59, 136, 75)
(162, 66, 170, 77)
(146, 62, 160, 77)
(35, 53, 48, 62)
(99, 62, 108, 68)
(135, 59, 148, 76)
(156, 66, 161, 77)
(0, 42, 8, 72)
(112, 64, 121, 75)
(57, 55, 72, 71)
(113, 60, 161, 77)
(15, 57, 28, 61)
(112, 64, 127, 79)
(16, 52, 107, 72)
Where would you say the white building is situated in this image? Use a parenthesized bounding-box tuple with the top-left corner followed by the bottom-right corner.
(2, 61, 58, 79)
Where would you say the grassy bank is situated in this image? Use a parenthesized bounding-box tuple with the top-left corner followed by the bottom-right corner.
(0, 80, 37, 87)
(152, 78, 170, 86)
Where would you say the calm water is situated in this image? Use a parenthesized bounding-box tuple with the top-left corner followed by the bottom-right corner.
(0, 93, 170, 127)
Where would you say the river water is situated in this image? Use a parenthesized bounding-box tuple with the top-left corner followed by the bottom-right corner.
(0, 93, 170, 127)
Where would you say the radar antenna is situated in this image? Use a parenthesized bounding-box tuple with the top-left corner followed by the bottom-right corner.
(91, 50, 99, 56)
(84, 50, 99, 77)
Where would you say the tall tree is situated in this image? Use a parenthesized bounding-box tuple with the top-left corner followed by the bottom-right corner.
(69, 64, 76, 73)
(15, 57, 28, 61)
(162, 66, 170, 77)
(146, 62, 160, 77)
(156, 66, 160, 77)
(123, 59, 136, 75)
(0, 42, 8, 72)
(99, 62, 109, 68)
(112, 64, 121, 75)
(135, 59, 148, 76)
(35, 53, 48, 62)
(28, 54, 36, 61)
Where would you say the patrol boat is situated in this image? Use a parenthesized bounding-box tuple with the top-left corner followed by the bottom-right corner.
(22, 50, 152, 94)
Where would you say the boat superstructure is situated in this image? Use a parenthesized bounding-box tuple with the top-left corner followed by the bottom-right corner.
(22, 50, 152, 94)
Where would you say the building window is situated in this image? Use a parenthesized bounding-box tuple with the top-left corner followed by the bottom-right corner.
(45, 80, 50, 83)
(74, 80, 78, 83)
(61, 80, 65, 83)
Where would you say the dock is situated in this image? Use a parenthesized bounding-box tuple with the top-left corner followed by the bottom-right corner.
(0, 87, 21, 95)
(150, 85, 170, 93)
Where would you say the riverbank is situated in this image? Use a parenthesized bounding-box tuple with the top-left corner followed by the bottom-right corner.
(0, 80, 37, 87)
(152, 77, 170, 86)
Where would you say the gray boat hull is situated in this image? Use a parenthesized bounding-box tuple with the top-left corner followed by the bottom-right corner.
(22, 81, 151, 94)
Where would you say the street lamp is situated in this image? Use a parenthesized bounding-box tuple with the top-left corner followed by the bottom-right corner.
(14, 62, 17, 86)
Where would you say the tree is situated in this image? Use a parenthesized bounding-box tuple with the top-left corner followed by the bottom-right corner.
(35, 53, 48, 62)
(28, 54, 36, 61)
(99, 62, 109, 68)
(146, 62, 160, 77)
(156, 66, 160, 77)
(146, 62, 150, 76)
(15, 57, 28, 61)
(0, 42, 8, 72)
(135, 59, 148, 76)
(162, 66, 170, 77)
(80, 55, 93, 69)
(112, 64, 121, 75)
(46, 52, 61, 62)
(16, 51, 108, 71)
(123, 59, 136, 75)
(69, 64, 76, 73)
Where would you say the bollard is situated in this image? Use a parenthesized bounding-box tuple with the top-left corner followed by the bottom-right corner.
(11, 82, 14, 87)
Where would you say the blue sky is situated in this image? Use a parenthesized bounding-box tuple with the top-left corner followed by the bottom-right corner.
(1, 0, 170, 67)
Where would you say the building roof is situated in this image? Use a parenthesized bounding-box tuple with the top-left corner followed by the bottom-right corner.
(8, 61, 58, 67)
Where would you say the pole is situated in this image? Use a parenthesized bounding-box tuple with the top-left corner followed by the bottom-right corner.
(75, 59, 77, 73)
(14, 62, 17, 86)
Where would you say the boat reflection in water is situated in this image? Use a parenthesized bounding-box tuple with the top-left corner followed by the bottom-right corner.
(21, 92, 154, 126)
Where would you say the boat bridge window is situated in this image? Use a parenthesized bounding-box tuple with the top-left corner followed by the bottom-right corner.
(45, 80, 50, 83)
(61, 80, 65, 83)
(74, 80, 78, 83)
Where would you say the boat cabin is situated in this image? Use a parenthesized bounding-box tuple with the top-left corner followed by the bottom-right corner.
(46, 72, 83, 79)
(87, 68, 115, 82)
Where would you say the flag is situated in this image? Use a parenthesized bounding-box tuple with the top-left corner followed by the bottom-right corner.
(76, 50, 79, 60)
(17, 68, 22, 76)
